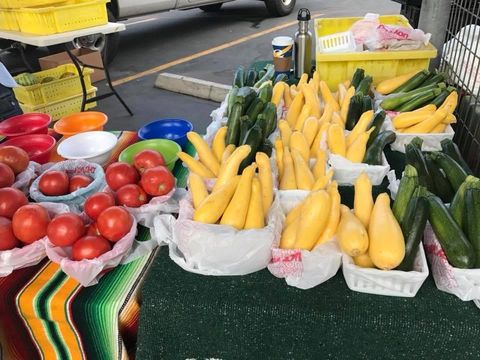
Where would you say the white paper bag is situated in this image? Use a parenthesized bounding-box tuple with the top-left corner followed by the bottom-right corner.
(328, 153, 390, 186)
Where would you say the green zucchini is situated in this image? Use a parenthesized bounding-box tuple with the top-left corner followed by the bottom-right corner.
(255, 114, 269, 140)
(238, 115, 252, 145)
(363, 130, 395, 165)
(258, 70, 266, 80)
(246, 98, 264, 122)
(259, 139, 273, 157)
(254, 64, 275, 89)
(227, 86, 239, 117)
(239, 124, 263, 172)
(395, 88, 442, 112)
(440, 138, 472, 175)
(392, 69, 429, 93)
(362, 96, 373, 112)
(392, 164, 418, 224)
(420, 72, 445, 87)
(234, 87, 256, 111)
(405, 139, 435, 191)
(345, 93, 364, 130)
(425, 153, 454, 203)
(380, 88, 440, 111)
(226, 102, 242, 146)
(431, 87, 454, 107)
(233, 66, 245, 88)
(350, 68, 365, 89)
(429, 152, 468, 192)
(356, 76, 373, 95)
(464, 188, 480, 267)
(425, 193, 476, 269)
(450, 176, 480, 229)
(396, 191, 428, 271)
(274, 73, 289, 84)
(262, 102, 277, 136)
(366, 110, 386, 148)
(245, 69, 257, 87)
(258, 82, 273, 104)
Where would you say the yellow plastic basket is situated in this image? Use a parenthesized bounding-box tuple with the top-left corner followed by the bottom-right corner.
(14, 0, 108, 35)
(315, 15, 437, 90)
(0, 9, 19, 31)
(14, 64, 94, 107)
(20, 87, 97, 121)
(0, 0, 67, 8)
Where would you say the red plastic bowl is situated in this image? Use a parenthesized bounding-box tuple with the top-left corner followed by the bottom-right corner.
(0, 113, 51, 138)
(0, 134, 56, 164)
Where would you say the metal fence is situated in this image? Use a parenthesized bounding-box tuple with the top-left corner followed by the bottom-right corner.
(439, 0, 480, 174)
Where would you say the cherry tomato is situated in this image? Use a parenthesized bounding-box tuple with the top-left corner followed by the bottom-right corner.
(0, 146, 29, 175)
(97, 206, 133, 242)
(0, 217, 20, 251)
(0, 163, 14, 188)
(71, 235, 112, 261)
(39, 170, 69, 196)
(134, 150, 165, 174)
(12, 204, 50, 244)
(47, 213, 85, 247)
(140, 166, 175, 196)
(0, 187, 28, 219)
(69, 175, 93, 193)
(84, 192, 116, 221)
(105, 162, 139, 191)
(116, 184, 148, 208)
(86, 223, 100, 236)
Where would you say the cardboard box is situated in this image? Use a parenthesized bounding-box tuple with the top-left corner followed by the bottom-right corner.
(39, 49, 105, 83)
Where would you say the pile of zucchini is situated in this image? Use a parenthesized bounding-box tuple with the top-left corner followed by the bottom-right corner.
(380, 70, 455, 112)
(345, 68, 373, 131)
(232, 64, 288, 91)
(394, 137, 480, 269)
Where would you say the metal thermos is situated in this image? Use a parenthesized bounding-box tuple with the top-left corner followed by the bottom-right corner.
(294, 8, 312, 78)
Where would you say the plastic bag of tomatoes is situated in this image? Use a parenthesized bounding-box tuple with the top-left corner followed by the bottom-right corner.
(45, 207, 138, 287)
(29, 160, 106, 212)
(12, 161, 41, 194)
(0, 201, 70, 276)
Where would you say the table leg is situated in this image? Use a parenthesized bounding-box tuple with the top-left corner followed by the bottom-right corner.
(65, 45, 87, 112)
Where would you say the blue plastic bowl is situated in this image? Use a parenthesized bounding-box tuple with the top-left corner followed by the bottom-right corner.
(138, 119, 193, 148)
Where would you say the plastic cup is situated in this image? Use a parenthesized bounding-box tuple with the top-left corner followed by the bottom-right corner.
(272, 36, 294, 74)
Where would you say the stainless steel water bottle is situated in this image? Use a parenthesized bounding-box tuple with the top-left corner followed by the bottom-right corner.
(294, 8, 312, 78)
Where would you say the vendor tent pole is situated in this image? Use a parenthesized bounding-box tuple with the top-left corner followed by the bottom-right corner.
(418, 0, 452, 70)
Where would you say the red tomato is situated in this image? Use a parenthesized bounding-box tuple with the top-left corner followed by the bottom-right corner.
(105, 162, 139, 191)
(69, 175, 93, 193)
(86, 222, 100, 236)
(0, 163, 14, 188)
(140, 166, 175, 196)
(116, 184, 148, 208)
(12, 204, 50, 244)
(47, 213, 85, 247)
(0, 187, 28, 219)
(134, 150, 165, 174)
(0, 146, 29, 175)
(71, 235, 112, 261)
(84, 192, 116, 221)
(0, 217, 20, 250)
(97, 206, 133, 242)
(39, 170, 69, 196)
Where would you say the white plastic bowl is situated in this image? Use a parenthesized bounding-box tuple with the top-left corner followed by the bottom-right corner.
(57, 131, 118, 165)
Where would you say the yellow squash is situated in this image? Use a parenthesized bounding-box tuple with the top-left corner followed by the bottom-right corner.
(298, 73, 308, 87)
(393, 111, 432, 129)
(292, 149, 315, 190)
(375, 71, 418, 95)
(337, 205, 369, 257)
(331, 112, 344, 128)
(444, 113, 456, 124)
(244, 177, 265, 229)
(414, 104, 437, 113)
(345, 127, 375, 163)
(275, 139, 284, 179)
(178, 152, 215, 178)
(317, 181, 341, 245)
(312, 149, 326, 180)
(319, 102, 334, 123)
(220, 164, 256, 229)
(338, 83, 347, 105)
(187, 132, 220, 176)
(327, 123, 346, 157)
(194, 177, 240, 224)
(279, 119, 292, 145)
(286, 92, 305, 128)
(221, 144, 236, 164)
(294, 190, 331, 250)
(439, 91, 458, 113)
(302, 116, 319, 148)
(212, 126, 227, 162)
(285, 202, 303, 227)
(368, 193, 405, 270)
(346, 110, 373, 147)
(354, 252, 375, 268)
(354, 172, 373, 228)
(340, 86, 355, 121)
(280, 146, 297, 190)
(319, 80, 340, 111)
(310, 120, 330, 157)
(312, 168, 334, 191)
(256, 152, 274, 216)
(294, 103, 312, 131)
(283, 81, 293, 107)
(188, 173, 209, 209)
(290, 131, 310, 162)
(300, 83, 321, 118)
(213, 145, 251, 191)
(403, 109, 448, 133)
(431, 123, 447, 133)
(272, 81, 286, 106)
(280, 217, 300, 249)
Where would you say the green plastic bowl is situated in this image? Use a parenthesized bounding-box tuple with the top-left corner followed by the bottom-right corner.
(119, 139, 181, 171)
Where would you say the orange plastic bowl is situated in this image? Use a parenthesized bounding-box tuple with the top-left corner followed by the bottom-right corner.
(54, 111, 108, 138)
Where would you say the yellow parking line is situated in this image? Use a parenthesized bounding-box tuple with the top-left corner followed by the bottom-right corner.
(112, 13, 323, 86)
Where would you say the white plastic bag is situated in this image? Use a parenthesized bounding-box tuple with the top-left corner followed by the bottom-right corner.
(386, 170, 400, 200)
(423, 223, 480, 302)
(0, 202, 70, 277)
(153, 195, 283, 276)
(45, 215, 138, 287)
(328, 153, 390, 186)
(12, 161, 40, 194)
(30, 160, 106, 212)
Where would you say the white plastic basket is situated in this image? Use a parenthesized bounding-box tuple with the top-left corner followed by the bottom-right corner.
(317, 31, 357, 53)
(342, 245, 429, 297)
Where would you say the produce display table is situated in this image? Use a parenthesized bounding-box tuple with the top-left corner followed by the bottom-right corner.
(0, 131, 192, 360)
(137, 250, 478, 360)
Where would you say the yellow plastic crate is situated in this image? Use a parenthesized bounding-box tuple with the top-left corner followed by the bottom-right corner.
(14, 64, 94, 107)
(20, 87, 97, 121)
(14, 0, 108, 35)
(0, 9, 19, 31)
(0, 0, 67, 8)
(315, 15, 437, 90)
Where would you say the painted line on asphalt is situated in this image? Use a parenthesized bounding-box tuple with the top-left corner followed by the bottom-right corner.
(125, 17, 158, 26)
(112, 12, 323, 87)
